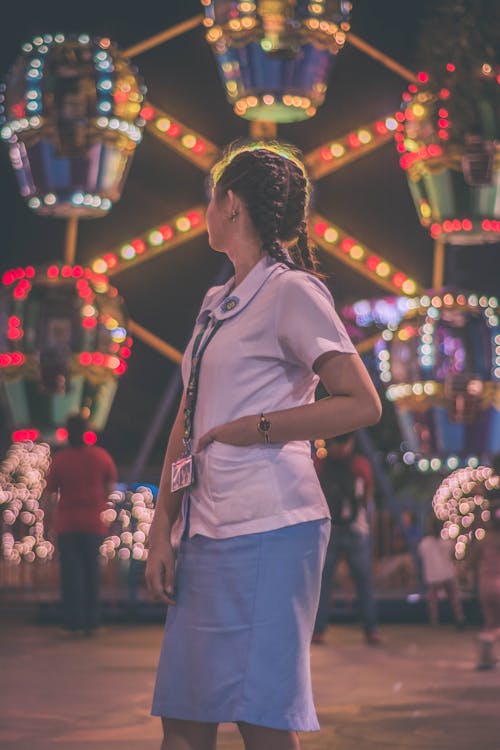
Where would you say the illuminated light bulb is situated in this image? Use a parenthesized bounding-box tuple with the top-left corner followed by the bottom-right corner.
(120, 244, 136, 260)
(92, 259, 108, 274)
(330, 143, 345, 158)
(349, 245, 364, 260)
(357, 129, 372, 144)
(262, 94, 275, 106)
(156, 118, 171, 132)
(376, 262, 390, 277)
(182, 134, 197, 149)
(148, 230, 163, 246)
(176, 217, 191, 232)
(324, 228, 338, 243)
(402, 279, 416, 295)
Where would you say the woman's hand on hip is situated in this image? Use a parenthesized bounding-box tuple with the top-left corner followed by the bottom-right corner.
(197, 415, 259, 451)
(145, 541, 177, 606)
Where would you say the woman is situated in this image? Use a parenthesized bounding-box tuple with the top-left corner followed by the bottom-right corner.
(146, 142, 382, 750)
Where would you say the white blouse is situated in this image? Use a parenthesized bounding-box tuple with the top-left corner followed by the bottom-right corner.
(171, 255, 357, 544)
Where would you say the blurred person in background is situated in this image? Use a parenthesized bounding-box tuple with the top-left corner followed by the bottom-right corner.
(44, 414, 118, 636)
(312, 432, 381, 645)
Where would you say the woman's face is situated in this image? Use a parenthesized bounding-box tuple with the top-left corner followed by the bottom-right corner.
(206, 187, 230, 254)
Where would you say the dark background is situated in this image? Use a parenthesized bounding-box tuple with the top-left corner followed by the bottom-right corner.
(0, 0, 498, 474)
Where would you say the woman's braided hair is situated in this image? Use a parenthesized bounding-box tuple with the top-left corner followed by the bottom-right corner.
(210, 142, 324, 277)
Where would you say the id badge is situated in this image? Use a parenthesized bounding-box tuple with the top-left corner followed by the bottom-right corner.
(171, 454, 195, 493)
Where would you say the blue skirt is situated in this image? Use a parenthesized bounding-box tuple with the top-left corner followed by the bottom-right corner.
(151, 516, 330, 731)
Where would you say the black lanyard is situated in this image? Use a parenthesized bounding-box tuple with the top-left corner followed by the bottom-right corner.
(183, 317, 223, 452)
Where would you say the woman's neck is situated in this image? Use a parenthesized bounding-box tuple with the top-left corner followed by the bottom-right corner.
(231, 244, 266, 287)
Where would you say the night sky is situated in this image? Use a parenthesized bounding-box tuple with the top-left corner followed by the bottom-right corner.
(0, 1, 498, 474)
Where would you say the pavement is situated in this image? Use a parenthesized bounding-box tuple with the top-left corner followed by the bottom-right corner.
(1, 610, 499, 750)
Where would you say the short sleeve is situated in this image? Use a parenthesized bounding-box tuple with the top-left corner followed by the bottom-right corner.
(275, 272, 357, 370)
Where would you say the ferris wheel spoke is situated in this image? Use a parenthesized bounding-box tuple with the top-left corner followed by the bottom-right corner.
(310, 212, 422, 297)
(127, 320, 183, 365)
(143, 101, 220, 171)
(123, 14, 204, 58)
(87, 205, 207, 277)
(347, 33, 418, 84)
(305, 113, 397, 180)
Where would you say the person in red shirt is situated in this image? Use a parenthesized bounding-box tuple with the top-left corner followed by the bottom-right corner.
(312, 432, 381, 645)
(44, 414, 118, 636)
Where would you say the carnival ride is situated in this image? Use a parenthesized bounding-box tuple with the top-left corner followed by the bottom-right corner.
(0, 2, 498, 588)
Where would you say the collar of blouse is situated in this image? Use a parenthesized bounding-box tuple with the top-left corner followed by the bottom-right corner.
(196, 254, 289, 324)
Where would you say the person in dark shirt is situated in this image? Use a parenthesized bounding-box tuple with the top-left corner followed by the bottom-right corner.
(44, 414, 118, 636)
(312, 432, 381, 645)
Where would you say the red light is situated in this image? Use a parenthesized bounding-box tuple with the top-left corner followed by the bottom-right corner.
(431, 223, 442, 235)
(193, 140, 206, 154)
(131, 239, 146, 254)
(482, 220, 491, 231)
(25, 266, 35, 278)
(114, 90, 129, 104)
(375, 121, 388, 134)
(10, 352, 25, 365)
(72, 266, 84, 277)
(348, 134, 360, 148)
(7, 328, 21, 340)
(438, 130, 449, 140)
(120, 346, 132, 358)
(12, 102, 25, 119)
(340, 238, 354, 253)
(9, 316, 20, 327)
(13, 283, 30, 300)
(56, 428, 68, 441)
(103, 253, 118, 268)
(366, 255, 380, 271)
(320, 147, 333, 161)
(427, 144, 442, 157)
(140, 106, 155, 121)
(83, 431, 97, 445)
(92, 353, 105, 365)
(443, 220, 453, 232)
(392, 272, 406, 287)
(417, 71, 429, 83)
(2, 271, 14, 285)
(61, 266, 72, 278)
(314, 222, 328, 237)
(452, 219, 461, 231)
(395, 112, 405, 122)
(462, 219, 472, 231)
(402, 92, 412, 103)
(79, 352, 92, 365)
(160, 225, 173, 241)
(187, 212, 201, 227)
(446, 63, 455, 72)
(167, 123, 181, 137)
(126, 337, 133, 347)
(408, 84, 418, 94)
(438, 108, 449, 118)
(438, 119, 449, 128)
(115, 362, 127, 375)
(12, 429, 39, 442)
(47, 265, 59, 279)
(82, 317, 97, 328)
(439, 88, 450, 99)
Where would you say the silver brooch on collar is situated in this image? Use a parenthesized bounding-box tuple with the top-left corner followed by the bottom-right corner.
(220, 295, 240, 313)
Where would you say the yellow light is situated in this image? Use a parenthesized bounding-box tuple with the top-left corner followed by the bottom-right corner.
(263, 94, 275, 105)
(306, 107, 317, 117)
(156, 118, 171, 132)
(226, 81, 238, 94)
(420, 202, 432, 218)
(148, 230, 163, 246)
(176, 217, 191, 232)
(376, 262, 391, 277)
(92, 259, 108, 274)
(309, 3, 323, 13)
(350, 245, 364, 260)
(358, 129, 372, 144)
(82, 304, 96, 317)
(292, 96, 302, 108)
(105, 317, 118, 330)
(241, 17, 255, 29)
(239, 1, 255, 11)
(207, 27, 223, 42)
(246, 96, 258, 107)
(283, 94, 293, 106)
(334, 31, 346, 45)
(203, 18, 214, 27)
(402, 279, 417, 295)
(412, 104, 425, 117)
(324, 228, 338, 243)
(182, 134, 197, 149)
(228, 19, 241, 30)
(308, 18, 320, 29)
(330, 143, 345, 158)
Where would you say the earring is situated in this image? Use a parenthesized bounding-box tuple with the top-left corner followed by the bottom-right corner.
(230, 210, 238, 222)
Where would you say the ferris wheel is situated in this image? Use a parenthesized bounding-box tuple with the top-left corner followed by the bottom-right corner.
(0, 2, 499, 562)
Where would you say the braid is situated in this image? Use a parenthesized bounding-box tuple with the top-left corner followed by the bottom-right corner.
(213, 143, 325, 278)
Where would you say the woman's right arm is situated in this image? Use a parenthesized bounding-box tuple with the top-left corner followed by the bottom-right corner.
(145, 392, 186, 605)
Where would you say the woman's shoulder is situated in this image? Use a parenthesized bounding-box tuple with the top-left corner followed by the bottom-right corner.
(271, 265, 333, 303)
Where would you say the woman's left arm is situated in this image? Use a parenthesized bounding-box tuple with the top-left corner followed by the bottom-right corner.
(198, 351, 382, 449)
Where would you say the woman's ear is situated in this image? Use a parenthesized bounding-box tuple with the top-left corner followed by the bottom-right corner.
(226, 189, 240, 217)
